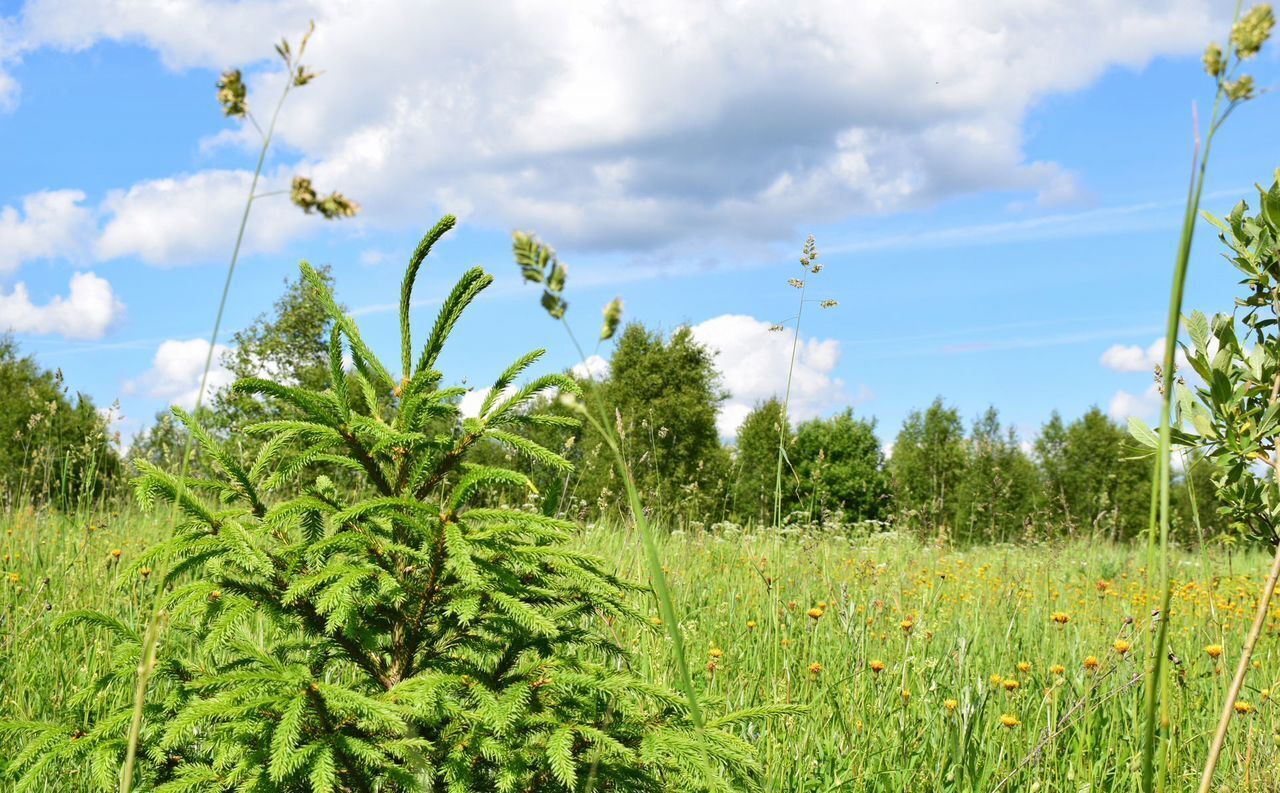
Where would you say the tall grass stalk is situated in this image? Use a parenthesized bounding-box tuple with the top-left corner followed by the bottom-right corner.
(1140, 9, 1243, 787)
(1139, 111, 1213, 793)
(117, 42, 306, 793)
(773, 271, 807, 528)
(772, 236, 833, 527)
(558, 320, 705, 728)
(117, 611, 165, 791)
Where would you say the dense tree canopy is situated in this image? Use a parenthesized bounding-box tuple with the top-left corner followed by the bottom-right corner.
(0, 336, 119, 508)
(791, 409, 891, 523)
(1036, 407, 1152, 541)
(732, 399, 788, 526)
(570, 322, 730, 524)
(952, 407, 1040, 543)
(889, 397, 967, 534)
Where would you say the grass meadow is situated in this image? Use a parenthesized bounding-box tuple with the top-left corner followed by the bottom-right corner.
(5, 505, 1278, 792)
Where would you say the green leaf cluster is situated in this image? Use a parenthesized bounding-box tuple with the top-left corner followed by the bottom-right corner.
(1133, 179, 1280, 544)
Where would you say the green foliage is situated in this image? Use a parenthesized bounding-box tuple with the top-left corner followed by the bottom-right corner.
(1148, 178, 1280, 545)
(11, 507, 1280, 792)
(885, 403, 1169, 544)
(1040, 408, 1151, 541)
(213, 266, 340, 435)
(128, 409, 204, 476)
(952, 407, 1038, 544)
(731, 400, 789, 526)
(0, 336, 120, 508)
(4, 222, 762, 792)
(889, 397, 966, 535)
(790, 409, 890, 524)
(569, 323, 730, 525)
(127, 268, 342, 480)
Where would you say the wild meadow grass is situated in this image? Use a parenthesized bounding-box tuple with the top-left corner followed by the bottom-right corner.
(4, 505, 1278, 792)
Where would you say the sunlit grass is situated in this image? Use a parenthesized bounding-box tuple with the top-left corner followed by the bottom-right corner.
(5, 506, 1277, 791)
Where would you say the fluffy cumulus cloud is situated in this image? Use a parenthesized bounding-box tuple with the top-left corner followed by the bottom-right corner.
(1109, 383, 1161, 421)
(0, 271, 123, 338)
(1101, 335, 1205, 373)
(1100, 338, 1166, 373)
(4, 0, 1221, 256)
(1102, 336, 1205, 420)
(571, 354, 609, 380)
(126, 338, 234, 409)
(0, 189, 93, 274)
(0, 171, 315, 273)
(95, 169, 316, 266)
(1101, 342, 1152, 373)
(690, 313, 854, 437)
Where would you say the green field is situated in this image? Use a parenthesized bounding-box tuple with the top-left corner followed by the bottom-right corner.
(5, 506, 1277, 791)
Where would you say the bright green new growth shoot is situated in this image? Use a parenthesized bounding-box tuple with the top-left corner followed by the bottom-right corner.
(120, 23, 360, 793)
(1136, 5, 1273, 792)
(5, 218, 782, 791)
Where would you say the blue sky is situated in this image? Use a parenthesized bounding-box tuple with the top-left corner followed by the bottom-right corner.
(1, 1, 1277, 448)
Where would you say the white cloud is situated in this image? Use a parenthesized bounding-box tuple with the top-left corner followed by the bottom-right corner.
(127, 338, 234, 409)
(571, 354, 609, 380)
(0, 15, 19, 112)
(0, 271, 124, 339)
(0, 68, 16, 112)
(1109, 383, 1162, 421)
(9, 0, 1221, 254)
(95, 169, 315, 266)
(459, 384, 517, 419)
(1100, 342, 1154, 373)
(690, 313, 854, 437)
(1100, 337, 1201, 374)
(17, 0, 314, 69)
(0, 190, 93, 274)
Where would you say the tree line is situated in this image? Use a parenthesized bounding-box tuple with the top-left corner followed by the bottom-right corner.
(504, 322, 1221, 546)
(0, 269, 1230, 545)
